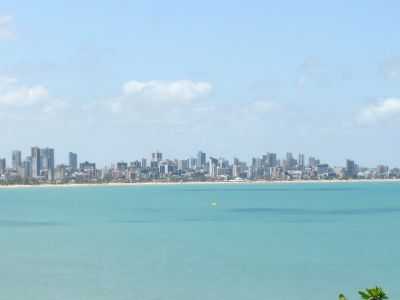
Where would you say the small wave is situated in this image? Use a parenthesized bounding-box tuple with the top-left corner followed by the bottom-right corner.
(0, 220, 63, 227)
(229, 207, 400, 216)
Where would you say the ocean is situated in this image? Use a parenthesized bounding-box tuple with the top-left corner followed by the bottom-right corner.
(0, 182, 399, 300)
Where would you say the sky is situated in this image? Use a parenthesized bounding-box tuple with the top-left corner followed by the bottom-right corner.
(0, 0, 400, 167)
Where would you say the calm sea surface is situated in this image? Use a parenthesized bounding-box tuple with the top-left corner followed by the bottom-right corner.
(0, 182, 399, 300)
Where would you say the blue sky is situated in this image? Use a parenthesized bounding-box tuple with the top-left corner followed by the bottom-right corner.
(0, 0, 400, 167)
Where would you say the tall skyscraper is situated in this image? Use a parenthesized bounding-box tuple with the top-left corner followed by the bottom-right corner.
(346, 159, 357, 178)
(141, 158, 147, 169)
(39, 148, 55, 180)
(46, 148, 55, 181)
(209, 157, 218, 177)
(151, 152, 162, 169)
(286, 152, 296, 169)
(0, 158, 6, 174)
(266, 153, 277, 167)
(298, 153, 305, 170)
(197, 151, 206, 169)
(117, 162, 128, 171)
(69, 152, 78, 171)
(232, 164, 241, 177)
(177, 159, 189, 171)
(152, 151, 162, 162)
(131, 160, 141, 169)
(23, 157, 32, 178)
(31, 147, 41, 178)
(12, 150, 22, 170)
(190, 157, 197, 169)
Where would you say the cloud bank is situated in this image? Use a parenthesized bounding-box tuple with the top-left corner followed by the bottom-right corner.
(109, 80, 212, 113)
(358, 98, 400, 124)
(0, 77, 48, 107)
(122, 80, 212, 104)
(0, 76, 66, 119)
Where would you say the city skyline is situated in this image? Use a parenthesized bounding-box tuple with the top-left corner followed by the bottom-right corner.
(1, 1, 400, 166)
(0, 146, 399, 185)
(0, 146, 398, 170)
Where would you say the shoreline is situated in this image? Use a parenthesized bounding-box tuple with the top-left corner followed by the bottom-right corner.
(0, 178, 400, 189)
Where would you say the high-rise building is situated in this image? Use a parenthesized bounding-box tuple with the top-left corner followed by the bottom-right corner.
(219, 158, 229, 169)
(69, 152, 78, 171)
(232, 164, 241, 177)
(31, 147, 41, 178)
(117, 162, 128, 171)
(141, 158, 147, 169)
(159, 160, 177, 176)
(177, 159, 189, 171)
(40, 148, 48, 170)
(298, 153, 305, 170)
(22, 158, 32, 178)
(345, 159, 357, 178)
(55, 165, 67, 181)
(150, 160, 159, 169)
(40, 148, 55, 180)
(266, 153, 277, 167)
(0, 158, 6, 174)
(209, 157, 218, 177)
(12, 150, 22, 170)
(286, 152, 297, 169)
(131, 160, 141, 169)
(47, 148, 55, 176)
(197, 151, 206, 169)
(47, 148, 55, 181)
(152, 151, 162, 162)
(80, 161, 97, 178)
(190, 157, 197, 169)
(309, 156, 320, 168)
(376, 165, 389, 178)
(317, 164, 330, 174)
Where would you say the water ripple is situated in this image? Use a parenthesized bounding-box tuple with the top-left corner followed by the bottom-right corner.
(181, 188, 360, 192)
(229, 207, 400, 216)
(0, 220, 62, 227)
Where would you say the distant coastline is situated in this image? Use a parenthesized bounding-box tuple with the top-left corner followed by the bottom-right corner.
(0, 178, 400, 189)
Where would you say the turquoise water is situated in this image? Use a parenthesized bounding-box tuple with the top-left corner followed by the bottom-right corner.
(1, 183, 400, 300)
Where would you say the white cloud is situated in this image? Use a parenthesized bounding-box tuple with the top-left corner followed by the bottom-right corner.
(0, 15, 15, 40)
(358, 98, 400, 124)
(99, 79, 282, 136)
(122, 80, 212, 104)
(105, 79, 213, 118)
(0, 85, 49, 107)
(0, 77, 49, 107)
(0, 76, 67, 121)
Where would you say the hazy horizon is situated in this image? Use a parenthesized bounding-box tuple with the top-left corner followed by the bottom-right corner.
(1, 1, 400, 166)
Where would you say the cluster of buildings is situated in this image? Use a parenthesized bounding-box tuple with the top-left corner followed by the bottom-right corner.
(0, 147, 399, 184)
